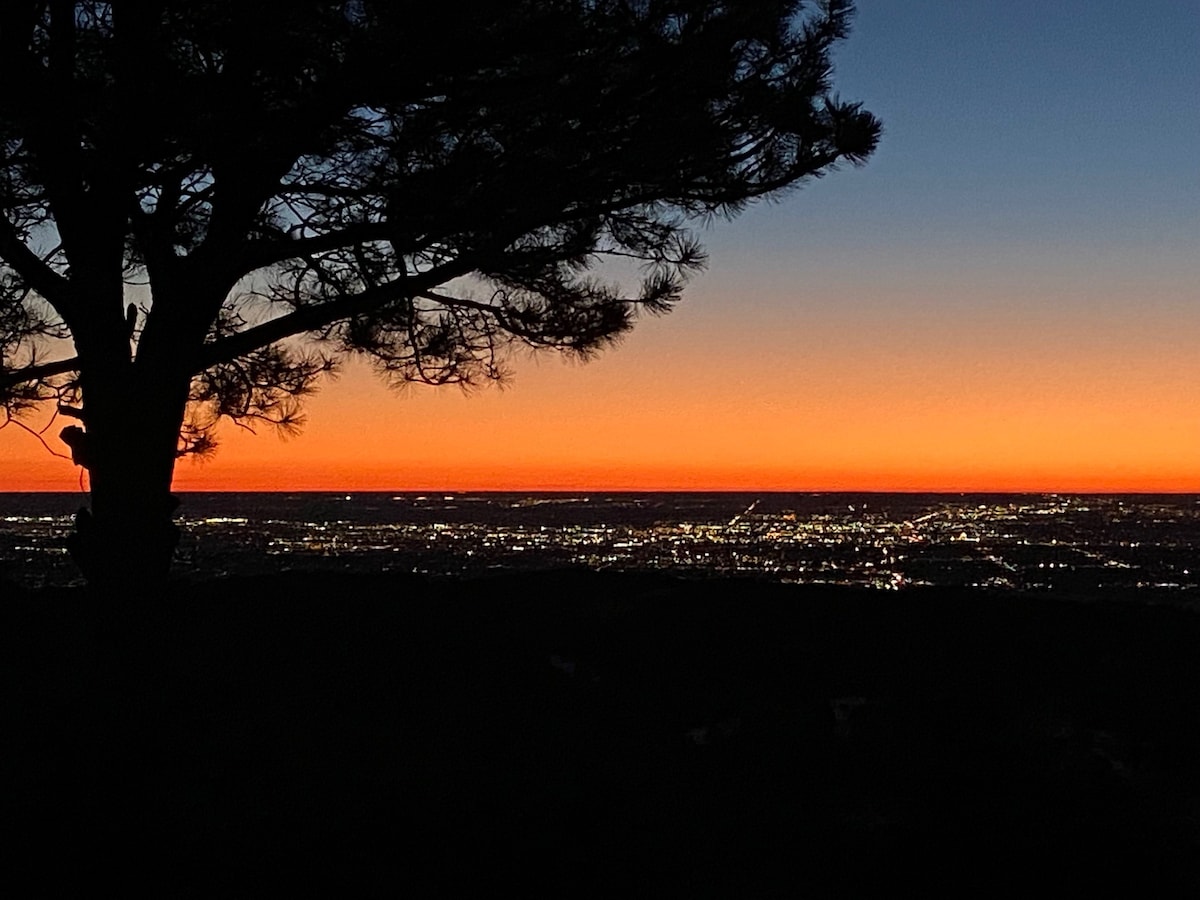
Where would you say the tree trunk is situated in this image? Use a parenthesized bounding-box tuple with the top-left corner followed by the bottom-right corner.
(67, 355, 191, 594)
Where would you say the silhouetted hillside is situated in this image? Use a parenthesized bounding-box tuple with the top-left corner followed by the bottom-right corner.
(7, 572, 1199, 892)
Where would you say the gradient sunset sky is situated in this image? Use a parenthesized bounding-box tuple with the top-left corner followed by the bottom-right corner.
(3, 0, 1199, 492)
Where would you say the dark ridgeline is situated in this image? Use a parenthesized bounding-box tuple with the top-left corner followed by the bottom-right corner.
(0, 1, 879, 590)
(7, 568, 1200, 891)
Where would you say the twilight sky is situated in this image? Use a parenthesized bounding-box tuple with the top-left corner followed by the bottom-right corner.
(3, 0, 1199, 491)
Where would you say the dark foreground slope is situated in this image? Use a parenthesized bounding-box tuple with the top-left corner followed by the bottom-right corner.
(7, 571, 1200, 893)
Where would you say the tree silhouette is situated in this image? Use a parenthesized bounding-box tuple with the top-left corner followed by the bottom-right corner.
(0, 1, 879, 588)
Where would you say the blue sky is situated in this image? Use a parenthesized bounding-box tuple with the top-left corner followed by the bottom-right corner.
(719, 0, 1200, 257)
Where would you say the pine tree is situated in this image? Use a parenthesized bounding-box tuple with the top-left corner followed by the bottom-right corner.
(0, 1, 879, 588)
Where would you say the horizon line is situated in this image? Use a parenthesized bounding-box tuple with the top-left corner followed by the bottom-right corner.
(2, 487, 1199, 496)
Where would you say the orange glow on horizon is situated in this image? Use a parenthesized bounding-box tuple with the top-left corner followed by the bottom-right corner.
(3, 357, 1198, 494)
(4, 445, 1198, 494)
(3, 281, 1198, 495)
(4, 457, 1198, 494)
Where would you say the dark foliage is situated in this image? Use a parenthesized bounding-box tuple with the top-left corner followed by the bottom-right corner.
(0, 0, 878, 455)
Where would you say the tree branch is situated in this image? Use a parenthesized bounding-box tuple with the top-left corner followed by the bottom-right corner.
(194, 256, 475, 372)
(0, 214, 75, 319)
(0, 409, 73, 460)
(0, 355, 80, 389)
(235, 220, 406, 274)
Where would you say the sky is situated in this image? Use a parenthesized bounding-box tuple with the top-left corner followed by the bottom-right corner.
(3, 0, 1199, 492)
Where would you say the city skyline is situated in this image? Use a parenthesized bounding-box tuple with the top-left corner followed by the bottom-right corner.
(3, 1, 1198, 492)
